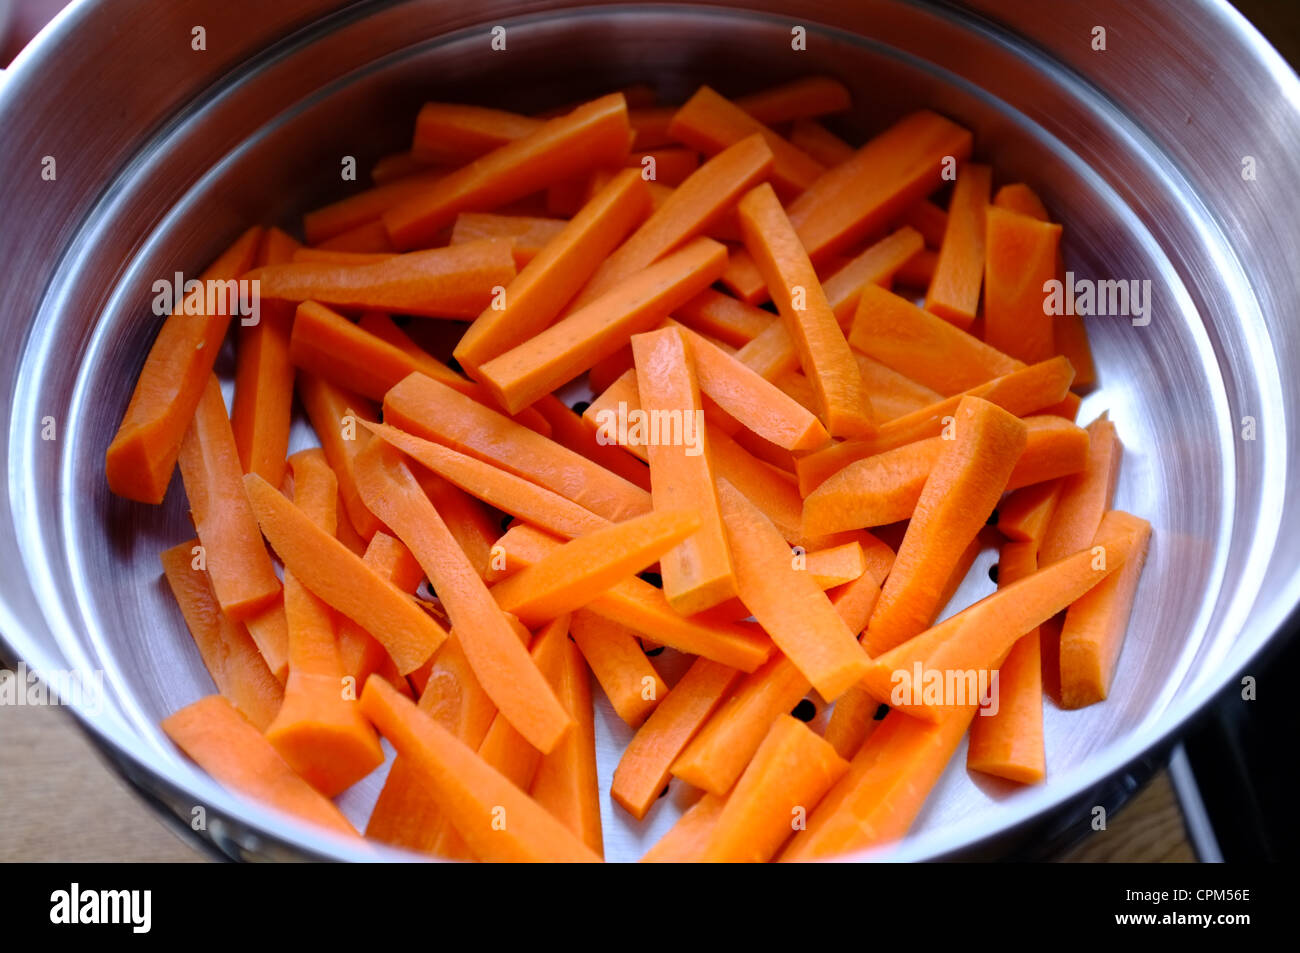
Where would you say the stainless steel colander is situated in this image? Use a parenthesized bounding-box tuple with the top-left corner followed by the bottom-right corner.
(2, 0, 1298, 861)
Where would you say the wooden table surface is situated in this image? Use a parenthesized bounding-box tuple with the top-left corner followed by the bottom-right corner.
(0, 694, 1195, 863)
(1, 702, 205, 862)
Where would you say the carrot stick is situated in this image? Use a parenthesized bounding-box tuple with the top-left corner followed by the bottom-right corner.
(251, 240, 516, 319)
(486, 523, 771, 670)
(315, 215, 405, 252)
(673, 288, 774, 347)
(583, 369, 650, 460)
(924, 163, 992, 329)
(850, 284, 1023, 395)
(417, 634, 498, 748)
(738, 182, 873, 438)
(1059, 512, 1152, 708)
(488, 508, 702, 626)
(630, 147, 701, 187)
(821, 227, 926, 323)
(160, 541, 283, 731)
(828, 544, 887, 604)
(894, 246, 937, 288)
(795, 357, 1075, 484)
(264, 450, 385, 796)
(839, 528, 896, 582)
(804, 540, 867, 588)
(898, 198, 949, 248)
(585, 364, 750, 470)
(868, 354, 1074, 451)
(984, 205, 1062, 363)
(352, 441, 572, 752)
(1055, 307, 1097, 392)
(334, 530, 424, 697)
(768, 367, 816, 410)
(371, 149, 438, 183)
(303, 172, 445, 244)
(365, 420, 608, 539)
(291, 301, 456, 402)
(611, 657, 742, 820)
(668, 86, 826, 197)
(997, 479, 1066, 545)
(673, 322, 830, 452)
(800, 414, 1090, 529)
(701, 715, 849, 862)
(640, 792, 726, 862)
(478, 236, 728, 413)
(701, 540, 873, 623)
(473, 619, 559, 793)
(1042, 390, 1083, 421)
(849, 354, 943, 421)
(966, 539, 1046, 783)
(569, 609, 667, 728)
(676, 319, 744, 353)
(566, 134, 772, 310)
(1038, 415, 1122, 565)
(628, 106, 678, 149)
(294, 305, 548, 435)
(384, 93, 631, 249)
(779, 705, 974, 860)
(384, 372, 651, 522)
(712, 430, 807, 543)
(231, 227, 298, 487)
(736, 77, 852, 124)
(449, 212, 567, 267)
(788, 118, 855, 168)
(358, 678, 601, 862)
(733, 319, 802, 380)
(587, 344, 637, 396)
(529, 617, 605, 856)
(730, 425, 799, 474)
(106, 226, 262, 503)
(242, 601, 291, 684)
(863, 396, 1029, 655)
(545, 170, 599, 217)
(993, 183, 1096, 391)
(629, 326, 737, 614)
(365, 633, 496, 853)
(721, 111, 973, 303)
(670, 653, 811, 796)
(371, 148, 436, 184)
(861, 510, 1145, 721)
(352, 311, 477, 387)
(538, 84, 658, 119)
(531, 394, 652, 492)
(718, 479, 871, 700)
(177, 374, 282, 621)
(316, 219, 398, 253)
(162, 695, 359, 838)
(939, 532, 987, 613)
(454, 168, 651, 374)
(411, 473, 512, 581)
(243, 470, 446, 674)
(292, 248, 395, 266)
(691, 231, 923, 401)
(410, 102, 542, 165)
(823, 686, 883, 760)
(993, 182, 1050, 221)
(298, 373, 384, 540)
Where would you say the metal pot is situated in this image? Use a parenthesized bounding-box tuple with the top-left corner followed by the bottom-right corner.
(3, 0, 1298, 862)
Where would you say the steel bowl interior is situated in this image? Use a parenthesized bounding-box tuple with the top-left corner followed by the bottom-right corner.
(2, 0, 1298, 862)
